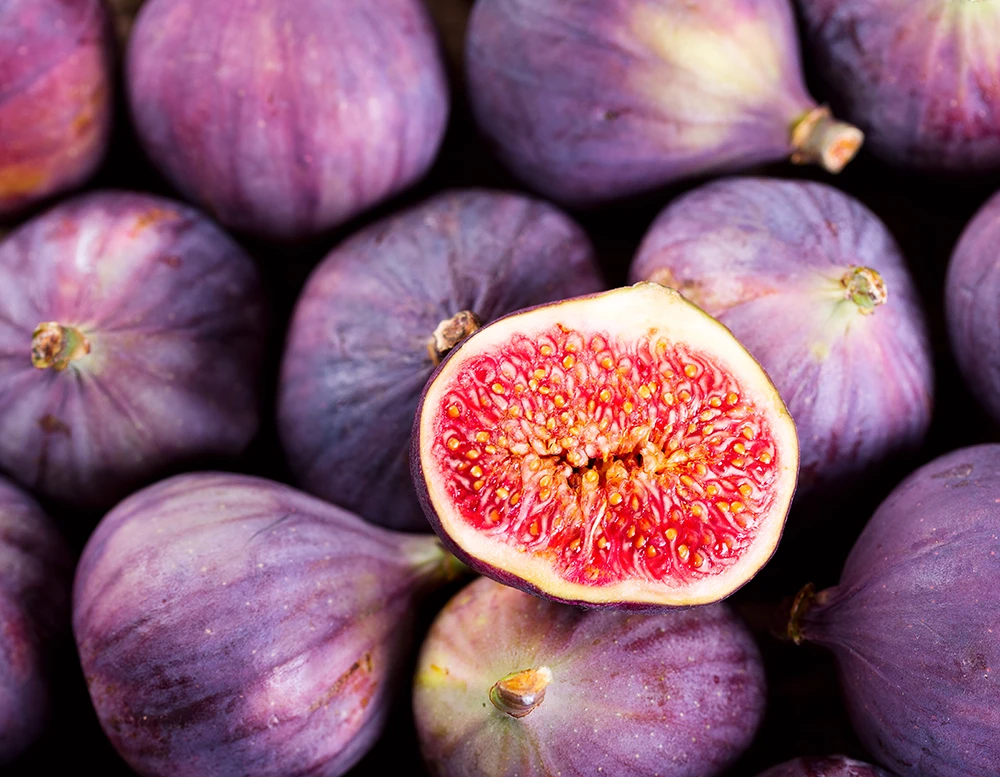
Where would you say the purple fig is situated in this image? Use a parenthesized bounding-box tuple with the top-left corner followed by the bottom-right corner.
(0, 476, 72, 764)
(465, 0, 863, 207)
(0, 191, 265, 507)
(73, 471, 465, 777)
(799, 0, 1000, 172)
(278, 189, 604, 532)
(413, 576, 766, 777)
(756, 757, 891, 777)
(0, 0, 113, 218)
(946, 189, 1000, 425)
(630, 177, 933, 493)
(789, 444, 1000, 777)
(127, 0, 450, 241)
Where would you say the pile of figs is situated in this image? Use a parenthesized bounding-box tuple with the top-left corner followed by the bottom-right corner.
(3, 0, 1000, 775)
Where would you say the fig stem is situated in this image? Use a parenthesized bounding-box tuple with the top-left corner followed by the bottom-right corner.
(842, 267, 887, 314)
(787, 582, 816, 645)
(428, 310, 481, 365)
(790, 106, 864, 174)
(490, 666, 553, 719)
(31, 322, 91, 371)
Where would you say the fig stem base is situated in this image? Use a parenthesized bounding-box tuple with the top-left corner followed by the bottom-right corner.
(790, 106, 864, 174)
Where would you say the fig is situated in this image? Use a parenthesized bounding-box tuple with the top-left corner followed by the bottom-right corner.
(413, 576, 766, 777)
(756, 757, 890, 777)
(465, 0, 863, 207)
(0, 0, 113, 218)
(789, 444, 1000, 777)
(0, 191, 265, 507)
(412, 283, 799, 608)
(73, 471, 465, 777)
(946, 189, 1000, 425)
(630, 177, 933, 493)
(799, 0, 1000, 172)
(127, 0, 450, 241)
(0, 476, 72, 764)
(278, 189, 604, 532)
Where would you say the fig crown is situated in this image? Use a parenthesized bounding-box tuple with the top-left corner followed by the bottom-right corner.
(489, 666, 553, 719)
(31, 322, 91, 371)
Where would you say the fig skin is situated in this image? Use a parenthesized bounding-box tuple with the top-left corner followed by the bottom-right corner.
(0, 476, 72, 764)
(755, 757, 891, 777)
(127, 0, 450, 241)
(73, 472, 465, 777)
(792, 444, 1000, 777)
(278, 189, 604, 532)
(413, 576, 766, 777)
(946, 189, 1000, 425)
(631, 177, 933, 493)
(0, 0, 114, 219)
(799, 0, 1000, 172)
(0, 191, 265, 507)
(466, 0, 862, 207)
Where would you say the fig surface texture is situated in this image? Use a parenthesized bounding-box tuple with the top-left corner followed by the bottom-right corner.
(755, 756, 890, 777)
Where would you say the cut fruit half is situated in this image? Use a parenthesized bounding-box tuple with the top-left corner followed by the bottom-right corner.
(412, 283, 798, 608)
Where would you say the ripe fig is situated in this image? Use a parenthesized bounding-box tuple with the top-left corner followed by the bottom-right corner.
(127, 0, 449, 241)
(799, 0, 1000, 172)
(0, 0, 113, 218)
(946, 189, 1000, 425)
(413, 576, 766, 777)
(278, 189, 604, 532)
(412, 283, 798, 608)
(0, 191, 265, 507)
(0, 476, 72, 764)
(789, 444, 1000, 777)
(631, 177, 933, 493)
(465, 0, 863, 207)
(73, 472, 465, 777)
(756, 757, 890, 777)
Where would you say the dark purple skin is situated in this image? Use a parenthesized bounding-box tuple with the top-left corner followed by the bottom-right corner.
(466, 0, 861, 207)
(799, 0, 1000, 172)
(278, 189, 604, 532)
(630, 177, 933, 493)
(946, 189, 1000, 424)
(73, 471, 464, 777)
(794, 444, 1000, 777)
(756, 757, 891, 777)
(0, 191, 265, 507)
(0, 476, 72, 765)
(0, 0, 113, 218)
(127, 0, 450, 241)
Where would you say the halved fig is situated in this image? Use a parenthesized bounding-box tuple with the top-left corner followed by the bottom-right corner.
(412, 283, 798, 608)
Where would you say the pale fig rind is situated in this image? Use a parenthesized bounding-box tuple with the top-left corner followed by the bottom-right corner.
(755, 756, 891, 777)
(414, 576, 766, 777)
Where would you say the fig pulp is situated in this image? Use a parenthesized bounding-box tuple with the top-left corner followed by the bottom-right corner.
(413, 283, 798, 608)
(756, 757, 890, 777)
(466, 0, 862, 206)
(0, 476, 71, 764)
(0, 0, 113, 218)
(278, 189, 604, 531)
(127, 0, 449, 241)
(73, 472, 465, 777)
(789, 445, 1000, 777)
(0, 191, 265, 507)
(631, 177, 933, 493)
(414, 576, 766, 777)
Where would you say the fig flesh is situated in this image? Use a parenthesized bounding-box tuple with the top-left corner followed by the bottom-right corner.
(0, 191, 265, 507)
(790, 444, 1000, 777)
(413, 283, 798, 608)
(756, 757, 890, 777)
(278, 189, 604, 532)
(413, 576, 766, 777)
(127, 0, 450, 241)
(73, 472, 464, 777)
(630, 177, 933, 493)
(0, 0, 113, 218)
(466, 0, 862, 206)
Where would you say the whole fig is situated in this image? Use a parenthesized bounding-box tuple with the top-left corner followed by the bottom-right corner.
(466, 0, 862, 206)
(127, 0, 449, 241)
(278, 189, 604, 531)
(0, 191, 265, 507)
(756, 757, 890, 777)
(73, 472, 465, 777)
(414, 576, 766, 777)
(631, 177, 933, 493)
(790, 444, 1000, 777)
